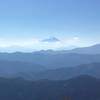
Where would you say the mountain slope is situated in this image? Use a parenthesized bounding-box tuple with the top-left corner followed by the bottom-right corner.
(63, 44, 100, 54)
(20, 62, 100, 80)
(0, 44, 99, 69)
(0, 60, 46, 77)
(0, 52, 100, 69)
(0, 76, 100, 100)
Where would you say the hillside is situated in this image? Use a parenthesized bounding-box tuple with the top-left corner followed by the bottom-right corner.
(0, 60, 46, 77)
(15, 62, 100, 80)
(0, 52, 100, 69)
(0, 76, 100, 100)
(64, 44, 100, 54)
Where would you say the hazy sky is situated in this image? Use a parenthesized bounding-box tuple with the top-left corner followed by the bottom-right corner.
(0, 0, 100, 51)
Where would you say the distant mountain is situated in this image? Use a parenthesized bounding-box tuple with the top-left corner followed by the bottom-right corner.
(63, 44, 100, 54)
(0, 60, 46, 77)
(0, 44, 99, 70)
(33, 43, 100, 54)
(0, 52, 100, 69)
(0, 75, 100, 100)
(17, 62, 100, 80)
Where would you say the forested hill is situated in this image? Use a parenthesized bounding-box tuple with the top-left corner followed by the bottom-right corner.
(0, 75, 100, 100)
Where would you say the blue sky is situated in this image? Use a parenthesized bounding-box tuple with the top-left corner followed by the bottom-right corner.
(0, 0, 100, 51)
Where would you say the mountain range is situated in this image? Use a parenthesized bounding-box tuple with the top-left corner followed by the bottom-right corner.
(0, 60, 46, 76)
(0, 44, 99, 99)
(63, 44, 100, 54)
(0, 44, 100, 79)
(0, 52, 100, 69)
(0, 75, 100, 100)
(22, 62, 100, 80)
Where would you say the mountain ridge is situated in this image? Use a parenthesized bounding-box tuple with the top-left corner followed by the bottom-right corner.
(0, 75, 99, 100)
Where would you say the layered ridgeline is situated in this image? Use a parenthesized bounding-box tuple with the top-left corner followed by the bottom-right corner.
(0, 44, 100, 69)
(0, 75, 100, 100)
(0, 60, 46, 76)
(11, 62, 100, 80)
(59, 44, 100, 54)
(0, 44, 100, 78)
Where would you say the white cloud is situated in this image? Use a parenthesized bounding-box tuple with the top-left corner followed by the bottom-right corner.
(0, 38, 39, 47)
(0, 36, 95, 52)
(0, 37, 81, 52)
(41, 37, 60, 43)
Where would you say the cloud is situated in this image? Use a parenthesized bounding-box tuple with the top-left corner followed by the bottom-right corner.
(66, 37, 80, 44)
(0, 38, 39, 47)
(41, 37, 60, 43)
(0, 36, 93, 52)
(0, 37, 80, 51)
